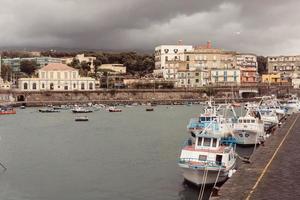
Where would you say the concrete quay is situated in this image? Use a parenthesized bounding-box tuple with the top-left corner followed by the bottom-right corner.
(212, 114, 300, 200)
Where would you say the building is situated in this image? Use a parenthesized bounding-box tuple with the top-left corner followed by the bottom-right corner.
(98, 64, 126, 74)
(18, 63, 96, 91)
(262, 73, 288, 84)
(0, 78, 11, 90)
(62, 54, 96, 73)
(176, 68, 202, 88)
(267, 55, 300, 80)
(240, 67, 258, 84)
(211, 69, 240, 85)
(154, 43, 193, 78)
(1, 57, 62, 72)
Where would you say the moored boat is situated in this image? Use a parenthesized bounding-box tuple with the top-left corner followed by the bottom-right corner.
(0, 106, 16, 115)
(233, 110, 265, 145)
(146, 108, 154, 112)
(72, 107, 93, 113)
(39, 108, 60, 113)
(107, 107, 122, 112)
(75, 116, 89, 121)
(178, 130, 236, 185)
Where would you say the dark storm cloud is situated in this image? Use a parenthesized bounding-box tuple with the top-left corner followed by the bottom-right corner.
(0, 0, 300, 55)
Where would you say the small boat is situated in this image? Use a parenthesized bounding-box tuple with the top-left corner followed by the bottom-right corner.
(72, 107, 93, 113)
(178, 129, 237, 185)
(233, 110, 265, 145)
(75, 116, 89, 122)
(20, 105, 26, 109)
(39, 108, 60, 113)
(146, 108, 154, 112)
(108, 107, 122, 112)
(0, 106, 16, 115)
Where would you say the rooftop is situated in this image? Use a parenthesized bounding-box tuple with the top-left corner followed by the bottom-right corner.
(40, 63, 77, 71)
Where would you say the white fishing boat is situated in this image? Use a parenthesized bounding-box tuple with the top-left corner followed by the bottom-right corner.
(233, 110, 265, 145)
(259, 109, 279, 130)
(187, 102, 236, 137)
(283, 95, 300, 114)
(178, 128, 236, 185)
(72, 107, 93, 113)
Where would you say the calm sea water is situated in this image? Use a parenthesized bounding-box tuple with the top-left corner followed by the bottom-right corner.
(0, 105, 252, 200)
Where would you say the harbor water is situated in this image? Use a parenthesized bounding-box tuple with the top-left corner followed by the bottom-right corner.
(0, 105, 252, 200)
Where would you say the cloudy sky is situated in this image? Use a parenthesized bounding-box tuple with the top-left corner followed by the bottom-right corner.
(0, 0, 299, 55)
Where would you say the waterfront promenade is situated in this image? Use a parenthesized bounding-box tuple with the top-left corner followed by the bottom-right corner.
(213, 114, 300, 200)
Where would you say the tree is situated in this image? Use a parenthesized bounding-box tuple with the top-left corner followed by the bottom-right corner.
(0, 64, 12, 81)
(69, 58, 80, 68)
(20, 60, 37, 76)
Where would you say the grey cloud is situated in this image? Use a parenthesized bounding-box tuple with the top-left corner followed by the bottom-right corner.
(0, 0, 300, 55)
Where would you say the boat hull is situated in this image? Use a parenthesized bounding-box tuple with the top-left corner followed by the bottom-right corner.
(179, 165, 231, 185)
(0, 110, 16, 115)
(233, 130, 264, 145)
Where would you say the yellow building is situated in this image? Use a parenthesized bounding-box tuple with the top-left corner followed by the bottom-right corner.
(262, 73, 288, 84)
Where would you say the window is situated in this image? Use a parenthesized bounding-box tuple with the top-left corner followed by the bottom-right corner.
(187, 64, 189, 69)
(165, 56, 168, 61)
(89, 83, 93, 90)
(73, 83, 76, 88)
(186, 56, 190, 61)
(42, 83, 45, 89)
(203, 138, 211, 147)
(81, 83, 85, 90)
(32, 83, 37, 90)
(50, 72, 54, 79)
(197, 137, 203, 146)
(73, 72, 77, 79)
(23, 82, 28, 90)
(195, 73, 199, 76)
(212, 138, 217, 147)
(64, 72, 68, 79)
(198, 155, 207, 161)
(57, 72, 61, 79)
(41, 72, 45, 79)
(50, 83, 54, 90)
(64, 86, 68, 90)
(195, 79, 199, 83)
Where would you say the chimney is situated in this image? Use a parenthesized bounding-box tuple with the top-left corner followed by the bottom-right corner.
(207, 40, 212, 49)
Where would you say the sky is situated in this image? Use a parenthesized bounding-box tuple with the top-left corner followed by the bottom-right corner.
(0, 0, 300, 55)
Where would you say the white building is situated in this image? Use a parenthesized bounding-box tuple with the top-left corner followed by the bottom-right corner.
(154, 44, 193, 78)
(18, 63, 96, 91)
(236, 54, 258, 69)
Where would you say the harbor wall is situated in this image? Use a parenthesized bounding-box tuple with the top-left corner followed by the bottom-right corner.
(0, 84, 295, 106)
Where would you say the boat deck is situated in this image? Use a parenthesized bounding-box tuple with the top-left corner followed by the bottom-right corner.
(183, 145, 227, 153)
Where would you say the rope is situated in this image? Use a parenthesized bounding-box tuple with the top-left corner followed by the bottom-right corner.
(208, 164, 222, 199)
(198, 166, 208, 200)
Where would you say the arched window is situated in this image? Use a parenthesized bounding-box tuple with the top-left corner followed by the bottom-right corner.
(81, 83, 85, 90)
(23, 82, 28, 90)
(89, 83, 93, 90)
(42, 83, 45, 89)
(50, 83, 54, 90)
(73, 83, 76, 89)
(32, 83, 37, 90)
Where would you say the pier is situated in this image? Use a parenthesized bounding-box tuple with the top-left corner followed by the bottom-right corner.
(212, 114, 300, 200)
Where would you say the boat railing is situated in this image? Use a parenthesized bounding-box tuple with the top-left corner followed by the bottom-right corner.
(178, 158, 225, 169)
